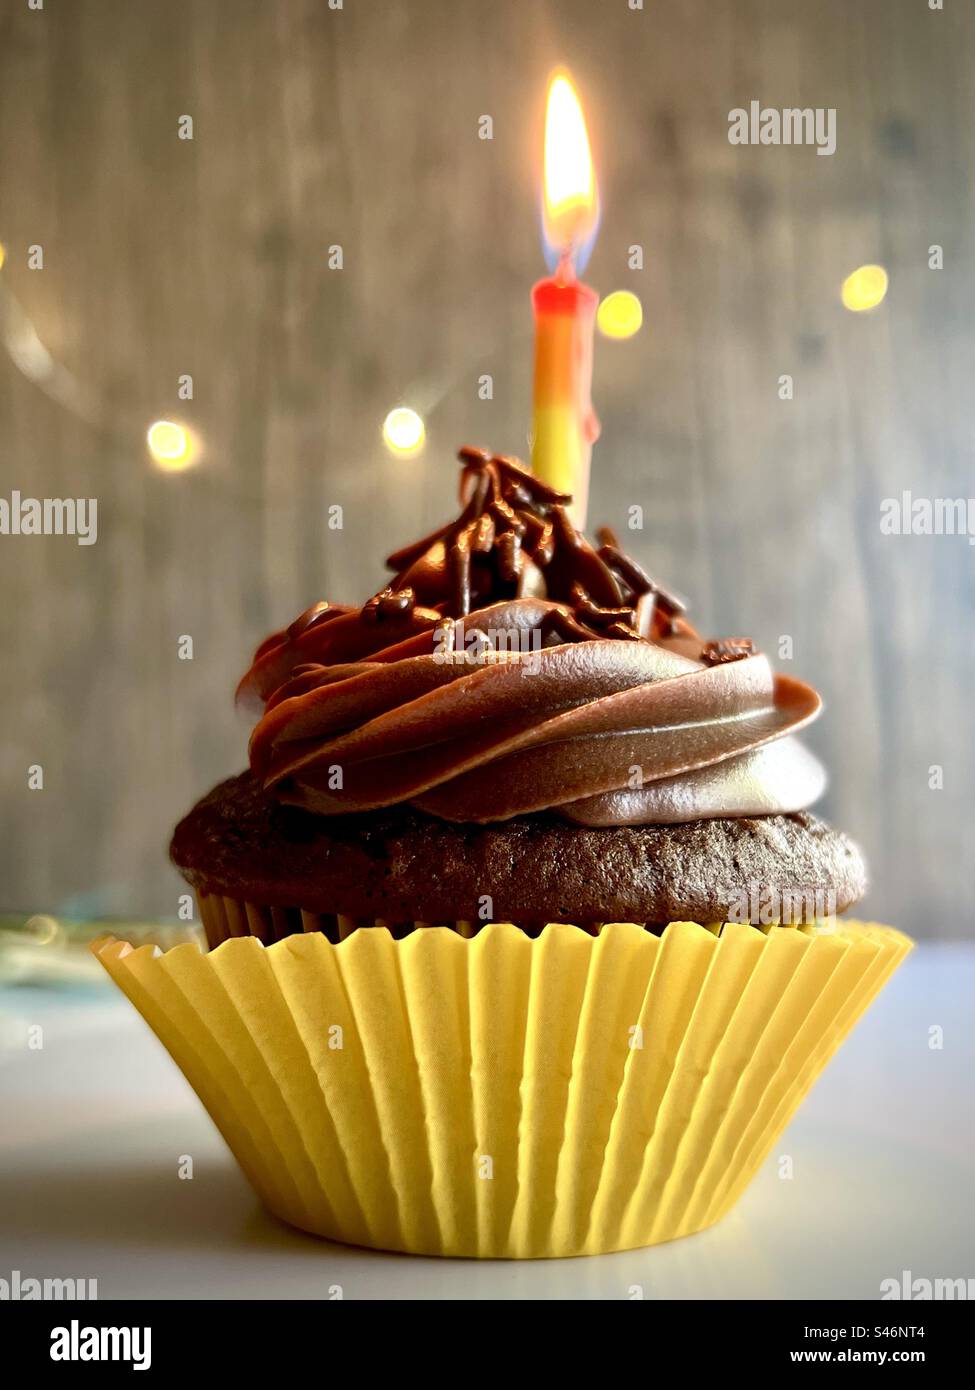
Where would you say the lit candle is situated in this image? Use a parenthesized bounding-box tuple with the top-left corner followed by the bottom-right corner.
(530, 72, 600, 528)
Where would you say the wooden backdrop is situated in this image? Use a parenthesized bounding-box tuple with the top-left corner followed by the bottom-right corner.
(0, 0, 971, 936)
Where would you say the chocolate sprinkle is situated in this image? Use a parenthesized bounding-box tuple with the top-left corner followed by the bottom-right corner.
(363, 586, 416, 623)
(375, 447, 705, 648)
(701, 638, 755, 665)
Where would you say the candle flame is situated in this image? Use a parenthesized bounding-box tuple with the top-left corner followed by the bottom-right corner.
(542, 71, 599, 275)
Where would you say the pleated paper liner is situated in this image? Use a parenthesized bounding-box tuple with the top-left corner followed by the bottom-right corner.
(92, 913, 911, 1259)
(194, 893, 572, 947)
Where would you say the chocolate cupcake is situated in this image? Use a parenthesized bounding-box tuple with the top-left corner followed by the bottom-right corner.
(172, 774, 866, 942)
(176, 447, 864, 943)
(95, 447, 910, 1258)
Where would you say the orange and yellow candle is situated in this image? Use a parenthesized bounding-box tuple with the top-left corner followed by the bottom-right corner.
(530, 72, 600, 527)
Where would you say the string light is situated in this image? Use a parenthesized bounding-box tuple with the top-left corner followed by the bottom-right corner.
(383, 407, 425, 457)
(841, 264, 888, 312)
(147, 419, 195, 470)
(0, 254, 198, 450)
(597, 290, 643, 339)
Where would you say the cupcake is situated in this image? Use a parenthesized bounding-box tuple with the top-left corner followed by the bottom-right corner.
(95, 447, 910, 1258)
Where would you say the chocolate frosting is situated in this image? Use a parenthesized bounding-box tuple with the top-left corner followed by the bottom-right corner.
(240, 448, 825, 826)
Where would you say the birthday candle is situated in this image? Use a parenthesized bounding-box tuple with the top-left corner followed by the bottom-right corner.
(530, 72, 600, 528)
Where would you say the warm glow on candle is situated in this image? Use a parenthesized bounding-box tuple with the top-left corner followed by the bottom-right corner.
(542, 72, 598, 271)
(532, 70, 600, 525)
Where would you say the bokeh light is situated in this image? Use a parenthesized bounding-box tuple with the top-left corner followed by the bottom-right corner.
(147, 419, 195, 471)
(0, 242, 6, 272)
(24, 914, 62, 945)
(841, 264, 889, 312)
(383, 406, 425, 457)
(597, 289, 643, 339)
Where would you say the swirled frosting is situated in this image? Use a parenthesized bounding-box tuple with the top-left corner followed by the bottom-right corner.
(240, 448, 825, 826)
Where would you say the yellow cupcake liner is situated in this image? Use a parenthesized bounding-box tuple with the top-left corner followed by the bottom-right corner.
(92, 913, 911, 1258)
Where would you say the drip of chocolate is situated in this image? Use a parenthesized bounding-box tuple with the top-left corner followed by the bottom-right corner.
(372, 446, 701, 646)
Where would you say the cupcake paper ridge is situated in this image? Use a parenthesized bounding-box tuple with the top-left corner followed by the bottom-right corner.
(91, 918, 911, 1258)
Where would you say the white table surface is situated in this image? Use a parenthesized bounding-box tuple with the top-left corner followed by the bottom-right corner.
(1, 943, 972, 1301)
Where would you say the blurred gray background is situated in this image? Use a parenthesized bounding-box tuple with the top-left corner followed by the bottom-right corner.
(0, 0, 971, 937)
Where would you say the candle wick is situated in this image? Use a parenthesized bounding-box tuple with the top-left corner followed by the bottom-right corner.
(555, 249, 577, 286)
